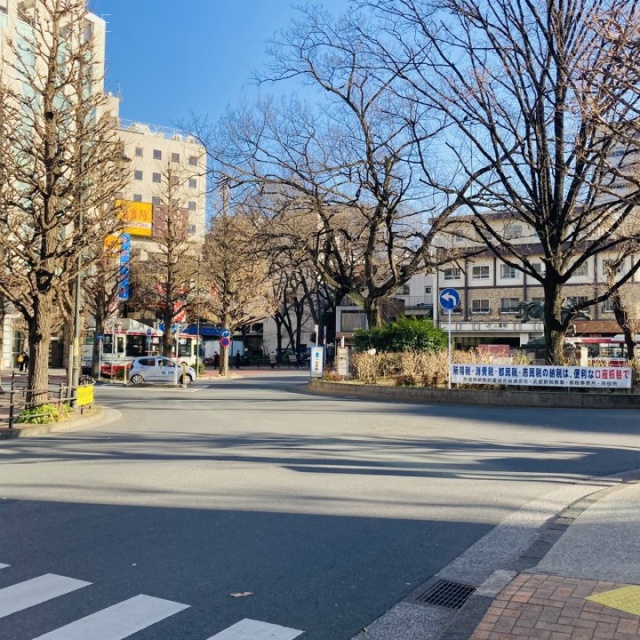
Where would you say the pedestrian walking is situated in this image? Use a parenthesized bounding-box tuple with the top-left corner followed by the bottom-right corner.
(213, 353, 220, 369)
(234, 351, 241, 369)
(17, 350, 28, 372)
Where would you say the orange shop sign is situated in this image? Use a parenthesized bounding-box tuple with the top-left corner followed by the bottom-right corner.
(116, 200, 153, 237)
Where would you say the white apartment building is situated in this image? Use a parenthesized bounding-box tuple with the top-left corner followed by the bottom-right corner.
(117, 119, 207, 252)
(0, 0, 109, 367)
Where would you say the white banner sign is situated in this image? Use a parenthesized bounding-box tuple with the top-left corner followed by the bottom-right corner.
(310, 346, 324, 378)
(451, 364, 633, 389)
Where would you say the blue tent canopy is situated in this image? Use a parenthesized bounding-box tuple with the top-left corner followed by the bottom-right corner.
(184, 324, 224, 337)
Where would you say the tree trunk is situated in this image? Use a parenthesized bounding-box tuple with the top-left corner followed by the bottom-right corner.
(92, 295, 106, 379)
(543, 282, 565, 365)
(612, 292, 636, 361)
(364, 297, 382, 328)
(26, 295, 53, 406)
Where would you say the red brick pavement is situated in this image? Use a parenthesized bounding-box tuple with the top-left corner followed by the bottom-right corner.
(470, 573, 640, 640)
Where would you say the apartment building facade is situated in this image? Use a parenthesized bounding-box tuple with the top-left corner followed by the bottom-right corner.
(431, 217, 640, 348)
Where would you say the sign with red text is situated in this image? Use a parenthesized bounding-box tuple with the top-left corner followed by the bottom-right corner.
(450, 364, 632, 389)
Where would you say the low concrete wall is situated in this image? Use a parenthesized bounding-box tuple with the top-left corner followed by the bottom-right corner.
(308, 380, 640, 409)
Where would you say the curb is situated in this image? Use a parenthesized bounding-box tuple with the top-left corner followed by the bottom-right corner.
(352, 471, 640, 640)
(0, 405, 105, 439)
(308, 379, 640, 409)
(439, 472, 640, 640)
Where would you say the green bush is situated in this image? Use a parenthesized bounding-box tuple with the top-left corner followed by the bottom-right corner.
(354, 317, 447, 353)
(16, 402, 70, 425)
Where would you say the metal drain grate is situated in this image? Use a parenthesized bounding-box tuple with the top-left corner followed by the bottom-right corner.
(414, 579, 476, 609)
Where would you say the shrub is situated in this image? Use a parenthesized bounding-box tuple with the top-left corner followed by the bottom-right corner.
(354, 317, 447, 353)
(16, 402, 70, 425)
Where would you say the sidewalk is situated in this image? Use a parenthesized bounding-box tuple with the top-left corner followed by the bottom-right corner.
(466, 480, 640, 640)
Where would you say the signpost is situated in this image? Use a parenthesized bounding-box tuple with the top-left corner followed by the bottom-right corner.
(310, 346, 324, 378)
(439, 288, 461, 389)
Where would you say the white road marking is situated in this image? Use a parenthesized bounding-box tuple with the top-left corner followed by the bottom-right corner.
(206, 618, 304, 640)
(0, 563, 8, 570)
(0, 574, 90, 619)
(32, 594, 189, 640)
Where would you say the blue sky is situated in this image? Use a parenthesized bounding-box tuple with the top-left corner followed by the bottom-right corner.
(89, 1, 349, 129)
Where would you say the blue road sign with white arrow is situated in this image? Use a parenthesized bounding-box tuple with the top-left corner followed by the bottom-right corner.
(439, 288, 461, 311)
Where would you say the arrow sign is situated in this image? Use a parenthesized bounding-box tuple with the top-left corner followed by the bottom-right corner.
(439, 288, 460, 311)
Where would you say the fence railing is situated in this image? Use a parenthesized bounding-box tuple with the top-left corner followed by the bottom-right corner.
(1, 373, 95, 430)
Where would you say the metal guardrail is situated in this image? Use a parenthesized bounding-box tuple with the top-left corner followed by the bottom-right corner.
(1, 373, 95, 430)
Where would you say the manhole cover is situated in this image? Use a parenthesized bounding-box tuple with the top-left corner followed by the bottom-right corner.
(414, 579, 476, 609)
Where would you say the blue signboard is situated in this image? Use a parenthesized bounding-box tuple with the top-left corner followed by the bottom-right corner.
(439, 288, 460, 311)
(119, 233, 131, 301)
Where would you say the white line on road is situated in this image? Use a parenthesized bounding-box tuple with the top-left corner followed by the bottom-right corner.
(206, 618, 304, 640)
(32, 594, 189, 640)
(0, 574, 90, 619)
(0, 563, 8, 570)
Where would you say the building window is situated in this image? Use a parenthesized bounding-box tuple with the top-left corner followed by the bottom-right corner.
(566, 296, 589, 308)
(170, 176, 180, 186)
(500, 264, 518, 279)
(188, 201, 196, 211)
(0, 1, 7, 15)
(500, 298, 520, 313)
(134, 170, 143, 181)
(152, 173, 161, 183)
(504, 224, 523, 240)
(340, 310, 368, 332)
(472, 265, 490, 280)
(188, 224, 196, 235)
(425, 286, 432, 294)
(573, 262, 589, 277)
(171, 152, 180, 163)
(133, 194, 142, 202)
(153, 149, 162, 160)
(454, 234, 465, 244)
(532, 262, 545, 276)
(188, 156, 198, 166)
(602, 298, 615, 313)
(471, 299, 490, 314)
(188, 178, 197, 189)
(401, 285, 410, 295)
(443, 268, 461, 280)
(134, 147, 143, 157)
(152, 196, 161, 205)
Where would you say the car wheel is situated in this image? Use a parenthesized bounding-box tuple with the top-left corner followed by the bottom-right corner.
(130, 373, 144, 385)
(180, 374, 192, 385)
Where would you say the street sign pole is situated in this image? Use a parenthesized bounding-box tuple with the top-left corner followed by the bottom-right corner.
(448, 309, 452, 390)
(439, 288, 460, 390)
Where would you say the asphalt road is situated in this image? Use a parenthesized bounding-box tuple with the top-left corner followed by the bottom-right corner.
(0, 372, 639, 640)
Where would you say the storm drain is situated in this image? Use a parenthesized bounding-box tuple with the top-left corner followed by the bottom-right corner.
(414, 579, 476, 609)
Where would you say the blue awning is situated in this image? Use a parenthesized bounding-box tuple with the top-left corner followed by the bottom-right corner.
(183, 324, 224, 337)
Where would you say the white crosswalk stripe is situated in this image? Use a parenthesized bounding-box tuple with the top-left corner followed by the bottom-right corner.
(0, 565, 304, 639)
(32, 594, 190, 640)
(206, 618, 304, 640)
(0, 574, 90, 619)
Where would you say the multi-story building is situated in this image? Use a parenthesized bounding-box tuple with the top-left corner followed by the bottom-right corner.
(431, 214, 640, 348)
(116, 120, 207, 251)
(0, 0, 110, 367)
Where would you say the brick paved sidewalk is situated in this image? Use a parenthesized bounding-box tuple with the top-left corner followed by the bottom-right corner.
(471, 573, 640, 640)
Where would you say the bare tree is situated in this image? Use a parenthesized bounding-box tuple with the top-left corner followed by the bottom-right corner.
(202, 194, 277, 376)
(0, 0, 128, 397)
(129, 161, 200, 357)
(369, 0, 640, 362)
(202, 6, 468, 328)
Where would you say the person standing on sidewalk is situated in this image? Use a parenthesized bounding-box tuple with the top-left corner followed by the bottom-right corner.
(17, 351, 28, 372)
(269, 352, 276, 369)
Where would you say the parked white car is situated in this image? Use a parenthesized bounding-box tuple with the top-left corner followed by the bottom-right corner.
(128, 356, 195, 385)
